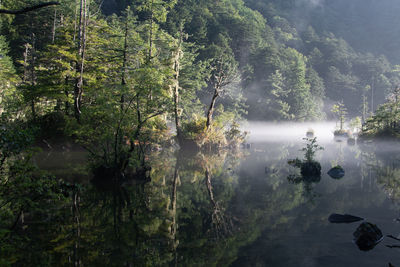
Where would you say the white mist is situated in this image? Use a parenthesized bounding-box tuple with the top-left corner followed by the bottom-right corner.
(243, 121, 338, 143)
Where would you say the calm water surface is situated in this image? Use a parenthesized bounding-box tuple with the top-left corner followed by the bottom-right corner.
(27, 124, 400, 266)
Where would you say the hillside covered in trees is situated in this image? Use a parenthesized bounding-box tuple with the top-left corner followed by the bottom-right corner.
(1, 0, 400, 126)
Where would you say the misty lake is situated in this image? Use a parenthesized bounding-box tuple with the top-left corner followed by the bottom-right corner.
(23, 123, 400, 266)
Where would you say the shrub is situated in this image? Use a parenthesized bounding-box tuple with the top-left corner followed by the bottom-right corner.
(181, 117, 207, 141)
(225, 122, 247, 147)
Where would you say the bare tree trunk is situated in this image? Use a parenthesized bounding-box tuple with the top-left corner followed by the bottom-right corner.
(120, 15, 129, 110)
(148, 0, 154, 61)
(205, 167, 217, 208)
(206, 89, 219, 130)
(173, 25, 183, 143)
(52, 8, 57, 43)
(147, 0, 154, 101)
(53, 8, 64, 112)
(73, 0, 78, 41)
(30, 32, 37, 118)
(23, 41, 36, 118)
(371, 78, 375, 113)
(205, 166, 232, 238)
(113, 16, 130, 163)
(74, 0, 87, 122)
(72, 190, 81, 267)
(362, 94, 367, 124)
(170, 158, 180, 237)
(23, 44, 29, 83)
(340, 109, 344, 131)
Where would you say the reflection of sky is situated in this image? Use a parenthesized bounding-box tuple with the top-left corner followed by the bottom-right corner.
(231, 139, 400, 267)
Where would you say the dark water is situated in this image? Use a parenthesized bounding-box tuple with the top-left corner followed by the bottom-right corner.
(9, 128, 400, 266)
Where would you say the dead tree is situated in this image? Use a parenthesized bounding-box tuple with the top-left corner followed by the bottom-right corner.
(206, 53, 238, 130)
(172, 24, 185, 144)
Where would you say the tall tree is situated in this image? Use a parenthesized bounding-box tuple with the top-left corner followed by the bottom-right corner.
(74, 0, 87, 122)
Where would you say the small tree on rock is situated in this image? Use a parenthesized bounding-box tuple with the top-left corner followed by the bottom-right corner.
(332, 100, 347, 132)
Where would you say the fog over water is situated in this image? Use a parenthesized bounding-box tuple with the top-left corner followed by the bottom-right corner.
(244, 121, 338, 143)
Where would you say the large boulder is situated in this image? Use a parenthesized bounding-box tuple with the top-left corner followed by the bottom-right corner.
(353, 222, 383, 251)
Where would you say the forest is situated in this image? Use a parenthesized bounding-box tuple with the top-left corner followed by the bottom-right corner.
(1, 0, 400, 149)
(2, 0, 400, 266)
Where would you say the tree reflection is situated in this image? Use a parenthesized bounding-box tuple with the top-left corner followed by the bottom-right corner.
(287, 138, 323, 203)
(377, 166, 400, 203)
(287, 174, 321, 203)
(205, 166, 233, 239)
(8, 140, 392, 265)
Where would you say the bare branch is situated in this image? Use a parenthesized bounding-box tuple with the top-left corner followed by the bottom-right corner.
(0, 2, 59, 15)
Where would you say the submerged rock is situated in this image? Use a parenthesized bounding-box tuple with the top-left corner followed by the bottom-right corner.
(327, 166, 345, 179)
(353, 222, 383, 251)
(328, 213, 364, 223)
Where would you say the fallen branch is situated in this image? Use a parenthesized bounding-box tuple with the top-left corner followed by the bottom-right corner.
(387, 235, 400, 242)
(386, 245, 400, 248)
(0, 2, 59, 15)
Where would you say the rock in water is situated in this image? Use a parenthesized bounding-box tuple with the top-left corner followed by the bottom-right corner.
(300, 161, 321, 177)
(327, 166, 345, 179)
(328, 213, 364, 223)
(306, 130, 314, 138)
(353, 222, 383, 251)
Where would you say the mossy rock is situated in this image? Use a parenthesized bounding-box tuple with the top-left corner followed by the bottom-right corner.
(327, 165, 345, 179)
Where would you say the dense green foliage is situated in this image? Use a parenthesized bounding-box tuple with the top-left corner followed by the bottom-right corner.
(360, 87, 400, 138)
(1, 0, 399, 130)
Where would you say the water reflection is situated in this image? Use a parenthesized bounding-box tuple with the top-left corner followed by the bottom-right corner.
(4, 137, 400, 266)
